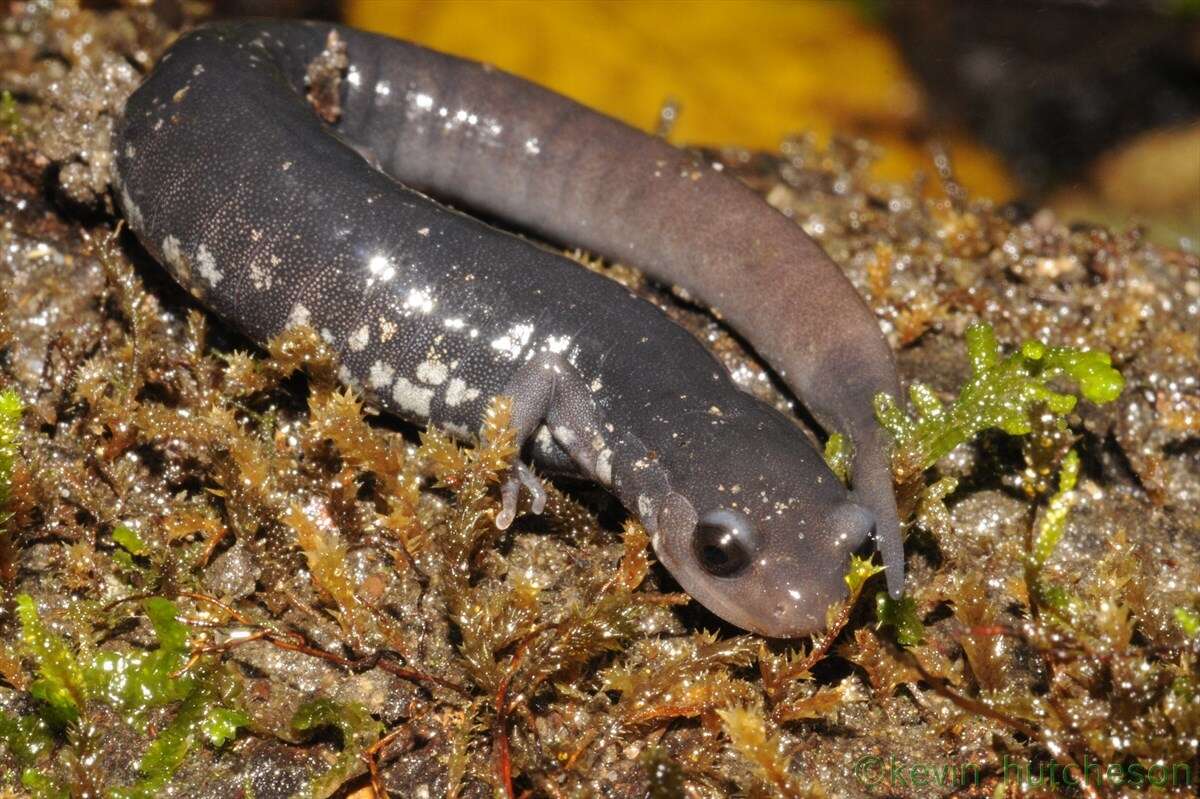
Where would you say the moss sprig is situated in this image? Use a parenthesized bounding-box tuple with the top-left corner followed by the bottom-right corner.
(0, 90, 23, 139)
(718, 704, 825, 799)
(0, 388, 21, 526)
(876, 322, 1124, 482)
(290, 699, 382, 799)
(822, 432, 851, 485)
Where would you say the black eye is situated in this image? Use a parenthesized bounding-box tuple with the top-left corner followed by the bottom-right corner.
(692, 509, 758, 577)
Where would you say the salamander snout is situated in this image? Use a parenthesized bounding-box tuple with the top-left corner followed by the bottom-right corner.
(754, 502, 873, 636)
(646, 403, 880, 637)
(656, 487, 876, 638)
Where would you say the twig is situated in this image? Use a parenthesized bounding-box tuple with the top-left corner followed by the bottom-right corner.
(174, 591, 469, 696)
(494, 637, 533, 799)
(361, 720, 416, 798)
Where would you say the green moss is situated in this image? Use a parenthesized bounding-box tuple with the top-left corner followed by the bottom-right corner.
(844, 553, 884, 596)
(0, 91, 22, 138)
(874, 592, 923, 647)
(19, 768, 68, 799)
(1024, 450, 1088, 624)
(875, 322, 1123, 478)
(109, 522, 166, 589)
(1029, 449, 1080, 569)
(111, 667, 248, 799)
(87, 597, 193, 723)
(0, 712, 54, 773)
(823, 432, 851, 485)
(111, 523, 147, 556)
(15, 594, 88, 728)
(291, 699, 382, 799)
(1175, 607, 1200, 638)
(12, 596, 248, 795)
(0, 388, 21, 524)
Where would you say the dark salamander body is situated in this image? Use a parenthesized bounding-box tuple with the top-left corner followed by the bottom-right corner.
(112, 21, 903, 637)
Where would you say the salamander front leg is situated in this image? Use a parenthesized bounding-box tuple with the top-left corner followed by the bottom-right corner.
(491, 351, 609, 530)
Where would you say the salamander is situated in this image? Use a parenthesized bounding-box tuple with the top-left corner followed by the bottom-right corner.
(110, 20, 904, 637)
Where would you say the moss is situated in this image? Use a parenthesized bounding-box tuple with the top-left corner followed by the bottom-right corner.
(291, 699, 382, 799)
(875, 321, 1124, 482)
(1028, 448, 1080, 570)
(0, 91, 22, 139)
(109, 524, 147, 557)
(14, 594, 88, 729)
(718, 705, 823, 798)
(1176, 607, 1200, 638)
(111, 666, 248, 799)
(874, 593, 923, 647)
(9, 596, 248, 794)
(822, 432, 851, 485)
(0, 389, 20, 525)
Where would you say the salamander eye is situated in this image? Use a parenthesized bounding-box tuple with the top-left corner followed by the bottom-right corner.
(692, 509, 759, 578)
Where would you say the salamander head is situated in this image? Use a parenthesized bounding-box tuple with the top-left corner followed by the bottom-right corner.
(650, 405, 873, 637)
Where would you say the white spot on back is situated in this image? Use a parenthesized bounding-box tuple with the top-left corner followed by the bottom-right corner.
(196, 244, 223, 285)
(379, 318, 397, 342)
(348, 325, 370, 352)
(637, 495, 655, 521)
(248, 259, 273, 291)
(118, 186, 144, 230)
(444, 378, 480, 408)
(490, 323, 534, 360)
(553, 426, 576, 447)
(392, 377, 434, 417)
(595, 449, 613, 485)
(162, 235, 183, 270)
(404, 287, 434, 314)
(416, 359, 448, 385)
(368, 361, 395, 390)
(444, 421, 470, 438)
(287, 303, 310, 329)
(367, 254, 396, 284)
(337, 364, 358, 389)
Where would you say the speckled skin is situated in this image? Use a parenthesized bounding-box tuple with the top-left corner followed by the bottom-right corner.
(111, 21, 903, 637)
